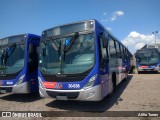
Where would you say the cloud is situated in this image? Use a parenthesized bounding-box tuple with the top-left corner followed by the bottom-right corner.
(111, 11, 124, 21)
(115, 11, 124, 16)
(101, 10, 124, 22)
(128, 31, 140, 38)
(121, 31, 158, 54)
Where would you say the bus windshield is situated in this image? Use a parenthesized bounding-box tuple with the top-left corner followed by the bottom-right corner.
(0, 44, 25, 74)
(40, 33, 95, 74)
(136, 49, 159, 65)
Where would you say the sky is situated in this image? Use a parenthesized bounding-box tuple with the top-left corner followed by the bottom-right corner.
(0, 0, 160, 54)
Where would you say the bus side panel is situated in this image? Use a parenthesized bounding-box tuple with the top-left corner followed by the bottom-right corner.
(100, 69, 110, 99)
(26, 35, 40, 93)
(28, 71, 38, 93)
(95, 25, 110, 99)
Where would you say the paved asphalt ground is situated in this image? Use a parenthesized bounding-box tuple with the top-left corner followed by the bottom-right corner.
(0, 72, 160, 120)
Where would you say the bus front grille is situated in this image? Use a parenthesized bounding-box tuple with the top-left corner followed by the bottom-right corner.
(0, 87, 12, 93)
(46, 91, 79, 99)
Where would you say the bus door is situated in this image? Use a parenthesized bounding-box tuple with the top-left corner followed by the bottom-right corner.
(117, 58, 123, 82)
(120, 45, 126, 80)
(114, 42, 120, 83)
(99, 33, 109, 98)
(28, 38, 39, 92)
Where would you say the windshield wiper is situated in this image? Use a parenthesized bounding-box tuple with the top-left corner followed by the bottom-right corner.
(64, 32, 79, 52)
(59, 32, 79, 74)
(7, 43, 17, 59)
(50, 33, 79, 74)
(63, 32, 79, 61)
(58, 40, 61, 61)
(51, 38, 62, 61)
(50, 38, 58, 51)
(1, 44, 16, 73)
(1, 49, 7, 73)
(1, 44, 17, 65)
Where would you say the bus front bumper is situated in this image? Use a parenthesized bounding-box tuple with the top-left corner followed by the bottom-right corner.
(0, 87, 12, 93)
(0, 82, 30, 94)
(138, 66, 159, 72)
(39, 85, 102, 101)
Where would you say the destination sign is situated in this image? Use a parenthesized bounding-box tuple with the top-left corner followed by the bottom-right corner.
(42, 20, 95, 39)
(0, 35, 26, 46)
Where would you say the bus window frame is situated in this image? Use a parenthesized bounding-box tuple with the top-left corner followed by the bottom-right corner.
(28, 38, 39, 73)
(109, 37, 117, 58)
(98, 33, 109, 69)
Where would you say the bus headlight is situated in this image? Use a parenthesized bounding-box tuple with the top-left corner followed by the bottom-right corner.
(38, 77, 45, 89)
(83, 74, 97, 90)
(155, 64, 160, 70)
(16, 74, 25, 85)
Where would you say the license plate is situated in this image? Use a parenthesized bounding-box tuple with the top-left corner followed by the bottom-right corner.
(0, 90, 6, 94)
(56, 96, 68, 100)
(143, 69, 151, 71)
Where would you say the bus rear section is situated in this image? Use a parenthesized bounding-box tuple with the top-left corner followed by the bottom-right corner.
(0, 34, 40, 94)
(38, 20, 129, 101)
(135, 48, 160, 73)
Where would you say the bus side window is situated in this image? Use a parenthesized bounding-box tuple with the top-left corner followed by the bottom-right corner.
(115, 42, 121, 59)
(126, 48, 129, 59)
(109, 39, 116, 58)
(99, 35, 109, 69)
(123, 47, 127, 60)
(28, 39, 38, 73)
(120, 45, 124, 60)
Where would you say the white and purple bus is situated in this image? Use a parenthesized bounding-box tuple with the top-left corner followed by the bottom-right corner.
(0, 34, 40, 94)
(135, 48, 160, 73)
(38, 20, 131, 101)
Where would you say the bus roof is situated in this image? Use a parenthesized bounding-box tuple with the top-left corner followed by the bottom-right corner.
(0, 34, 40, 46)
(42, 19, 96, 38)
(136, 47, 159, 53)
(42, 19, 132, 55)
